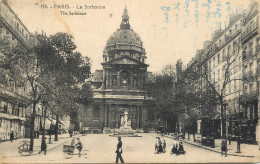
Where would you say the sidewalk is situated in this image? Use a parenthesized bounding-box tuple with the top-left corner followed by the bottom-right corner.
(0, 133, 81, 158)
(165, 134, 260, 158)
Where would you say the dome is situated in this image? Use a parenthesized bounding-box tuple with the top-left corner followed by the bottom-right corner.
(106, 8, 143, 49)
(106, 29, 142, 46)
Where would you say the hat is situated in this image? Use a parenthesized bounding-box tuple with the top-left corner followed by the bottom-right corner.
(118, 137, 121, 139)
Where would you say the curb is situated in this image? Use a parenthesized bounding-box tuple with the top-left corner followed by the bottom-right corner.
(164, 135, 254, 158)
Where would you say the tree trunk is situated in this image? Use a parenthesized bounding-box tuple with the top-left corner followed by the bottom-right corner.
(41, 107, 47, 151)
(29, 101, 37, 151)
(192, 119, 196, 142)
(55, 114, 59, 141)
(176, 115, 180, 135)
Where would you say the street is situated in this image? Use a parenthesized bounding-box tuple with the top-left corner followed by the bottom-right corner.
(1, 133, 259, 163)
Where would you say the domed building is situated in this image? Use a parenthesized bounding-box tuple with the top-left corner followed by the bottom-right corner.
(86, 8, 150, 132)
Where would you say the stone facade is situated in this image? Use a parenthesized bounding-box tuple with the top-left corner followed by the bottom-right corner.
(181, 1, 260, 144)
(0, 0, 40, 141)
(86, 8, 150, 132)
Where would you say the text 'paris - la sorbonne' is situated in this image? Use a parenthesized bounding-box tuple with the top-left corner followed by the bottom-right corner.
(40, 3, 105, 15)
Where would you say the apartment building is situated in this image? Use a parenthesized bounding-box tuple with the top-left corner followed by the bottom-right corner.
(182, 1, 260, 144)
(240, 1, 260, 144)
(0, 0, 40, 141)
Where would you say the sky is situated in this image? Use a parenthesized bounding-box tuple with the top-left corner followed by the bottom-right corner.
(7, 0, 252, 73)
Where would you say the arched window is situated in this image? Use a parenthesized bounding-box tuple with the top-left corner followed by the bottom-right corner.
(112, 75, 117, 86)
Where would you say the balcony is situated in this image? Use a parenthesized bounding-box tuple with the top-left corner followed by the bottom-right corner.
(241, 20, 259, 42)
(0, 11, 31, 48)
(0, 85, 29, 104)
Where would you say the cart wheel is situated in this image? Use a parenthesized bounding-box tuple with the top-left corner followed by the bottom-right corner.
(83, 150, 88, 158)
(64, 152, 73, 159)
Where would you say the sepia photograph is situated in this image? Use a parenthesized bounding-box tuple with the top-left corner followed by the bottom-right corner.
(0, 0, 260, 163)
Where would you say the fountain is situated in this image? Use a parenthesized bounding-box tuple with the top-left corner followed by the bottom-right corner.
(109, 110, 141, 137)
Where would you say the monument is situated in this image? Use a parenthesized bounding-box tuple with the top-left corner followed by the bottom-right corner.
(110, 110, 141, 137)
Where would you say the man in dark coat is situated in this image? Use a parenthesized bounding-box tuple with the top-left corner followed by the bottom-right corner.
(75, 138, 83, 157)
(115, 137, 124, 163)
(10, 131, 14, 142)
(221, 139, 227, 157)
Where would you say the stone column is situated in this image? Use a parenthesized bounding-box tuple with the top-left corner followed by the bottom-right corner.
(130, 71, 133, 89)
(116, 105, 119, 128)
(109, 69, 112, 88)
(137, 106, 140, 129)
(107, 105, 110, 128)
(117, 71, 120, 89)
(104, 104, 107, 128)
(130, 105, 133, 121)
(105, 70, 109, 88)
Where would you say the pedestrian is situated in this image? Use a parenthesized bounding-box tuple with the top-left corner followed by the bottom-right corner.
(38, 137, 47, 155)
(221, 139, 227, 157)
(154, 137, 159, 154)
(10, 131, 14, 142)
(178, 139, 185, 154)
(75, 138, 83, 157)
(171, 138, 178, 155)
(71, 137, 75, 146)
(163, 140, 166, 153)
(158, 137, 163, 153)
(115, 137, 124, 163)
(69, 129, 73, 137)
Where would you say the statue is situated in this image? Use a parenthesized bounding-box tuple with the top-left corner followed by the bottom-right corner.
(124, 110, 129, 128)
(127, 119, 131, 127)
(119, 110, 132, 129)
(120, 116, 124, 128)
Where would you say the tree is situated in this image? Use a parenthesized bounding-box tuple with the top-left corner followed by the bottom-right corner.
(35, 33, 92, 141)
(145, 72, 179, 132)
(176, 66, 219, 141)
(184, 42, 243, 140)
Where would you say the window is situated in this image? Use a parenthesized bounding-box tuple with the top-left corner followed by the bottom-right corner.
(250, 106, 253, 119)
(222, 49, 226, 61)
(112, 76, 117, 86)
(233, 41, 237, 52)
(250, 62, 253, 71)
(3, 102, 8, 113)
(133, 78, 137, 87)
(227, 46, 231, 57)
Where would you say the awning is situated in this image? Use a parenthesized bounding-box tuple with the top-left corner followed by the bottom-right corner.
(0, 113, 27, 121)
